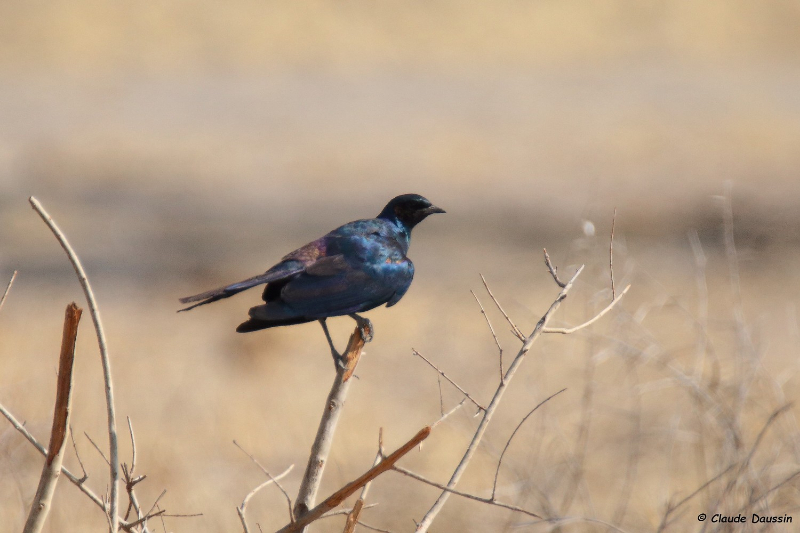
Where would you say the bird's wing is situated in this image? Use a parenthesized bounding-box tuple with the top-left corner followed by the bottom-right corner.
(279, 255, 411, 317)
(178, 260, 304, 311)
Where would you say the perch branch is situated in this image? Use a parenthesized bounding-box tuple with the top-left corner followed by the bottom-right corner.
(411, 349, 486, 411)
(23, 303, 82, 533)
(279, 425, 431, 533)
(293, 323, 371, 527)
(29, 196, 120, 533)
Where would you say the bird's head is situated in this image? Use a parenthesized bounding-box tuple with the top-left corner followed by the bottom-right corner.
(378, 194, 445, 230)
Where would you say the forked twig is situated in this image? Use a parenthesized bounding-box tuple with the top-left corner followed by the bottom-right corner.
(471, 290, 504, 383)
(237, 464, 295, 533)
(480, 274, 525, 340)
(278, 426, 432, 533)
(29, 196, 120, 532)
(542, 284, 630, 334)
(234, 440, 295, 521)
(543, 249, 566, 288)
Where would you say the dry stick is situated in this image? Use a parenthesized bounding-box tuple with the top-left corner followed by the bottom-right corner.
(0, 404, 152, 530)
(278, 426, 431, 533)
(543, 249, 566, 288)
(541, 284, 630, 334)
(392, 466, 541, 519)
(491, 388, 566, 501)
(470, 290, 504, 384)
(29, 196, 120, 533)
(23, 303, 82, 533)
(479, 274, 525, 340)
(0, 270, 17, 312)
(411, 349, 486, 411)
(293, 323, 371, 526)
(122, 418, 151, 533)
(237, 465, 295, 533)
(414, 265, 585, 532)
(234, 440, 295, 521)
(342, 451, 382, 533)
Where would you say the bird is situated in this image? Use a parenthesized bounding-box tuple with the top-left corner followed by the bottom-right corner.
(178, 193, 445, 364)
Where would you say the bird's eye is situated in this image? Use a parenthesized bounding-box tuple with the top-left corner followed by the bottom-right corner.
(370, 231, 381, 237)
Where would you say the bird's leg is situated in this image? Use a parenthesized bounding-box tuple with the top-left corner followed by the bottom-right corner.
(319, 319, 345, 369)
(348, 313, 374, 342)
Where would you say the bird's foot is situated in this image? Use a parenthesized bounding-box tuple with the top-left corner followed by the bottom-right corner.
(349, 314, 374, 342)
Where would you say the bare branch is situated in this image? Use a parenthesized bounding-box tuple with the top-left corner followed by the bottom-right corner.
(23, 303, 82, 533)
(69, 429, 88, 482)
(29, 196, 120, 533)
(234, 440, 294, 521)
(491, 388, 566, 500)
(392, 466, 541, 519)
(470, 290, 504, 384)
(542, 284, 630, 334)
(480, 274, 525, 340)
(293, 323, 371, 525)
(237, 464, 296, 533)
(278, 426, 431, 533)
(84, 432, 111, 466)
(0, 270, 17, 312)
(127, 417, 137, 475)
(543, 248, 566, 288)
(411, 349, 486, 411)
(415, 265, 585, 532)
(0, 402, 144, 530)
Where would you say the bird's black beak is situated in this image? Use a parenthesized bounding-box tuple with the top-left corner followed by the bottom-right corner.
(424, 205, 446, 215)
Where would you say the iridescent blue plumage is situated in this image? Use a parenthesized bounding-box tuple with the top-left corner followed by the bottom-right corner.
(179, 194, 444, 338)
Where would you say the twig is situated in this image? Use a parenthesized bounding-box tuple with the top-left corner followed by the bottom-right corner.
(352, 521, 392, 533)
(127, 417, 137, 474)
(234, 440, 295, 521)
(84, 432, 111, 466)
(392, 466, 541, 519)
(278, 426, 431, 533)
(491, 388, 566, 500)
(411, 349, 486, 411)
(610, 208, 617, 299)
(0, 403, 143, 529)
(343, 451, 382, 533)
(0, 270, 17, 312)
(480, 274, 525, 340)
(543, 249, 566, 288)
(237, 464, 295, 533)
(471, 290, 504, 384)
(23, 303, 82, 533)
(69, 429, 88, 482)
(542, 284, 630, 334)
(415, 266, 585, 532)
(29, 196, 120, 533)
(293, 323, 371, 526)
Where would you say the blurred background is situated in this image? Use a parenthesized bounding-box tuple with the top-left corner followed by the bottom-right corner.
(2, 1, 800, 531)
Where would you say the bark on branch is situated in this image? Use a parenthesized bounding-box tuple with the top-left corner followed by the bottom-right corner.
(22, 303, 82, 533)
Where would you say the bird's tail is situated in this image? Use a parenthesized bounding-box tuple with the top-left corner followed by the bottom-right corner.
(178, 262, 303, 312)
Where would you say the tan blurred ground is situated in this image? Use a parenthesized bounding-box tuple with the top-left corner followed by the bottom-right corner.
(1, 2, 800, 532)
